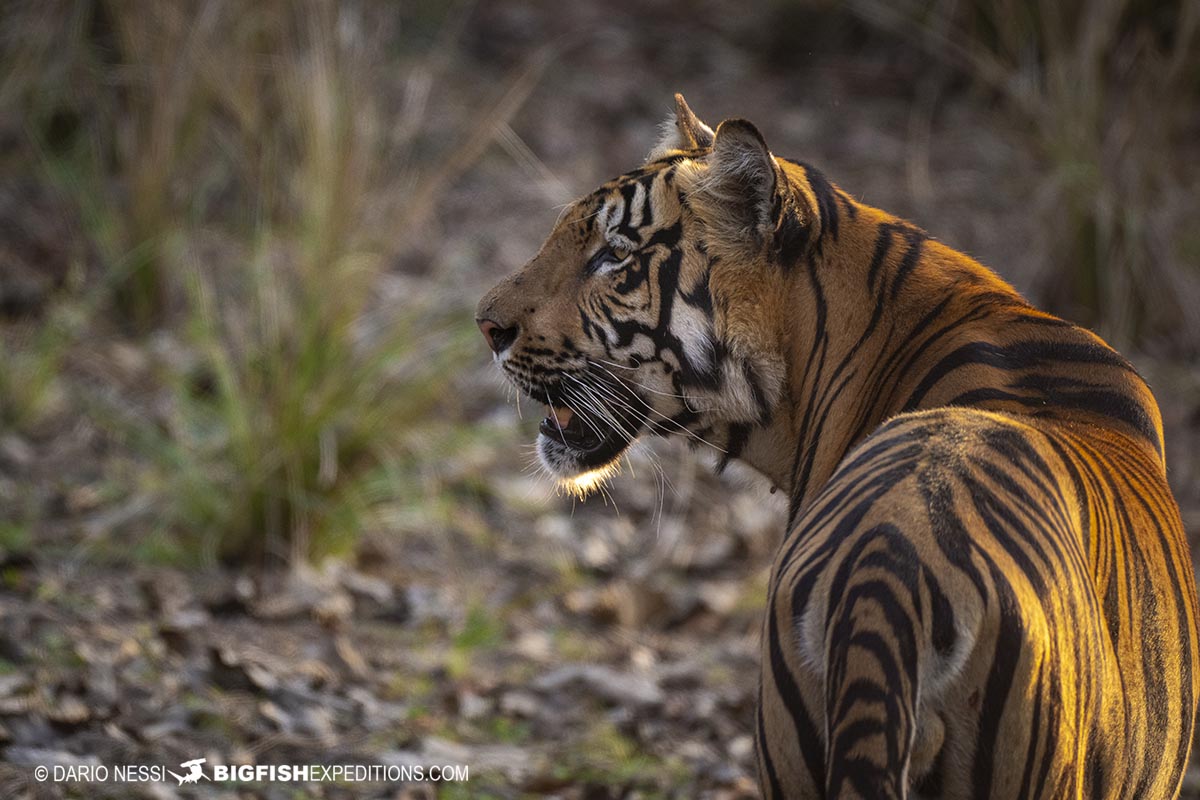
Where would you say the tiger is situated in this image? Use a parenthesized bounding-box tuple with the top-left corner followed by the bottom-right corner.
(475, 94, 1200, 799)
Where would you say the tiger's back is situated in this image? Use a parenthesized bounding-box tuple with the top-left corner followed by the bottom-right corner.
(761, 407, 1195, 799)
(758, 190, 1200, 798)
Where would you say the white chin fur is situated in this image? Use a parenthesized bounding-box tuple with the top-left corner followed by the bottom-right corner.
(536, 433, 582, 478)
(536, 433, 623, 498)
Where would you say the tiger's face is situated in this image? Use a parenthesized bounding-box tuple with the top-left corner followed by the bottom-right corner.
(477, 95, 795, 492)
(476, 163, 711, 486)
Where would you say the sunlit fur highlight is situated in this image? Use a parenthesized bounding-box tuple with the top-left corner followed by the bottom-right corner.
(558, 460, 622, 500)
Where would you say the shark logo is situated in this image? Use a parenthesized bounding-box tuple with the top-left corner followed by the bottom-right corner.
(167, 758, 207, 785)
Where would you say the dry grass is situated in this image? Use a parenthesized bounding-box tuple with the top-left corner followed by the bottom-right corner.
(851, 0, 1200, 356)
(0, 0, 542, 563)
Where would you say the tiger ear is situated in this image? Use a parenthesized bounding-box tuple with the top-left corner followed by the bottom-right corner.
(697, 118, 778, 244)
(647, 93, 715, 160)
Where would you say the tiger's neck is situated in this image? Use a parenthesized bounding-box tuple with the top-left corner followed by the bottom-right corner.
(731, 198, 1163, 520)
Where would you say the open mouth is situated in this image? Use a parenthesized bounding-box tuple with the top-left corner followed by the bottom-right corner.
(500, 368, 651, 484)
(525, 375, 648, 481)
(538, 406, 602, 451)
(537, 403, 635, 465)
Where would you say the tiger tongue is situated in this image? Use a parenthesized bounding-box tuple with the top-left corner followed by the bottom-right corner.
(548, 406, 574, 427)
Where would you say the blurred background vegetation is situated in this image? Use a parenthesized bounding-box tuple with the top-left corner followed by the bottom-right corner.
(0, 1, 1197, 798)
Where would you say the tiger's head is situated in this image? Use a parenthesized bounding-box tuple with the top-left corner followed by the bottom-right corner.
(477, 95, 821, 493)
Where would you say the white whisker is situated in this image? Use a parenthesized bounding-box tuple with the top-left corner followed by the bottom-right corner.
(576, 370, 727, 453)
(561, 385, 611, 441)
(588, 358, 693, 401)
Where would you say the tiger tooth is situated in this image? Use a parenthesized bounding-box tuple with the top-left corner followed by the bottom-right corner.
(552, 407, 574, 427)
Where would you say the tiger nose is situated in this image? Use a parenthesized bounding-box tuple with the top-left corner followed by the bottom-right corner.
(477, 318, 518, 354)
